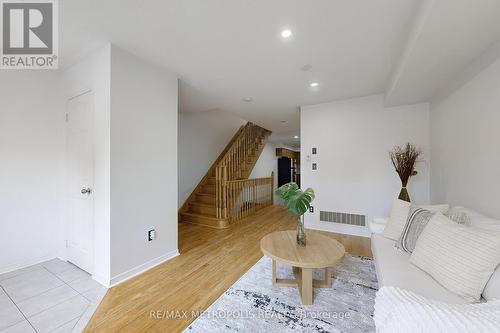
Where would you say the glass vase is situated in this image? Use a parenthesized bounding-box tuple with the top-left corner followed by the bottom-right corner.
(296, 216, 306, 246)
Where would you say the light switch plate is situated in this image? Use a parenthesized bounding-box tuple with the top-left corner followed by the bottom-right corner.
(148, 229, 156, 241)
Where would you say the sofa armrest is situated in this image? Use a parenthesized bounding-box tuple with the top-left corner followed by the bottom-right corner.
(370, 217, 389, 234)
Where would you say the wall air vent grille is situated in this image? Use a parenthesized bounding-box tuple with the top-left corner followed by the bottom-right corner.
(320, 211, 366, 226)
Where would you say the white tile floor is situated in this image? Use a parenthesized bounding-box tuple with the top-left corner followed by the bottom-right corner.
(0, 259, 107, 333)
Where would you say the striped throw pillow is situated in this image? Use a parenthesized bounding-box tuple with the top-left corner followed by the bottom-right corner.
(410, 213, 500, 302)
(446, 206, 470, 225)
(396, 206, 434, 253)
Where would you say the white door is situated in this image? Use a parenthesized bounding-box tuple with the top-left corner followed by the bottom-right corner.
(66, 92, 94, 273)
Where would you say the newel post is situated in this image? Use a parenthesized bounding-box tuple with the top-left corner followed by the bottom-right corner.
(271, 171, 275, 204)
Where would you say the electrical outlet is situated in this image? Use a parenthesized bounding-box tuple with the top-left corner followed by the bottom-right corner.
(309, 206, 314, 213)
(148, 229, 156, 241)
(312, 147, 317, 155)
(312, 163, 317, 170)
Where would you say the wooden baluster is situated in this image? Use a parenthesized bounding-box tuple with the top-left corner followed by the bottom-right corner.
(227, 181, 231, 222)
(235, 182, 238, 220)
(223, 166, 228, 219)
(250, 181, 252, 214)
(243, 185, 246, 218)
(250, 182, 253, 214)
(253, 179, 256, 213)
(238, 182, 242, 220)
(216, 167, 220, 219)
(233, 182, 236, 221)
(249, 181, 252, 215)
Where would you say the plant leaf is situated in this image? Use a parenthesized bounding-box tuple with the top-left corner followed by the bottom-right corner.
(275, 182, 315, 217)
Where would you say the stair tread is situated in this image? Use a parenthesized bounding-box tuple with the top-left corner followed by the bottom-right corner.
(181, 212, 219, 220)
(190, 201, 215, 207)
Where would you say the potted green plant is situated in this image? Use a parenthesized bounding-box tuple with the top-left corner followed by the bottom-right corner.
(275, 182, 315, 246)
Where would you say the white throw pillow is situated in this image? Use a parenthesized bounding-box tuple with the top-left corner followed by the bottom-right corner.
(410, 213, 500, 302)
(382, 199, 449, 240)
(450, 206, 500, 226)
(446, 206, 470, 224)
(382, 199, 411, 240)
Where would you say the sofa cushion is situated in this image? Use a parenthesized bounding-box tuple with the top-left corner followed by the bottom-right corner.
(410, 213, 500, 302)
(371, 233, 467, 304)
(476, 223, 500, 301)
(484, 268, 500, 301)
(382, 199, 449, 241)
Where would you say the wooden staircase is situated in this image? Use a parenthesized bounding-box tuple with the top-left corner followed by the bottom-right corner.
(179, 123, 273, 229)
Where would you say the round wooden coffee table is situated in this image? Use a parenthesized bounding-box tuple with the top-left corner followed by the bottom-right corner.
(260, 230, 345, 305)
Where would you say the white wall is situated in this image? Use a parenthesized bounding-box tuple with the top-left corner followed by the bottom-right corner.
(110, 46, 179, 285)
(0, 44, 179, 285)
(250, 142, 277, 179)
(61, 44, 112, 285)
(178, 110, 246, 207)
(430, 56, 500, 219)
(0, 71, 65, 274)
(250, 142, 279, 203)
(301, 95, 430, 236)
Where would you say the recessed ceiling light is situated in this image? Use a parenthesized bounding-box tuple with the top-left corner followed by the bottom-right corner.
(294, 135, 299, 139)
(281, 29, 292, 38)
(242, 97, 253, 102)
(310, 82, 319, 88)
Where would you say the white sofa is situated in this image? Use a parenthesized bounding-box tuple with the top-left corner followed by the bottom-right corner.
(370, 208, 500, 304)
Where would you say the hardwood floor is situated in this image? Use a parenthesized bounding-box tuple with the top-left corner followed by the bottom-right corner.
(84, 205, 372, 333)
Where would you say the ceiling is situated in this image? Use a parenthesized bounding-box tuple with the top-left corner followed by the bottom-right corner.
(59, 0, 500, 146)
(385, 0, 500, 106)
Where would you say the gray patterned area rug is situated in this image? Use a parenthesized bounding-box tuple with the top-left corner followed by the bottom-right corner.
(185, 254, 378, 333)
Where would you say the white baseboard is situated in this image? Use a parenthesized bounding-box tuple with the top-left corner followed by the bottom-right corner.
(306, 222, 371, 238)
(108, 249, 180, 287)
(0, 253, 60, 275)
(92, 273, 111, 288)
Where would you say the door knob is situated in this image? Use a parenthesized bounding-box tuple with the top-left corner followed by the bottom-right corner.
(81, 187, 92, 194)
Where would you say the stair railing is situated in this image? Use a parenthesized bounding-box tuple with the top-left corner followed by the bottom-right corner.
(215, 123, 271, 220)
(226, 173, 274, 222)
